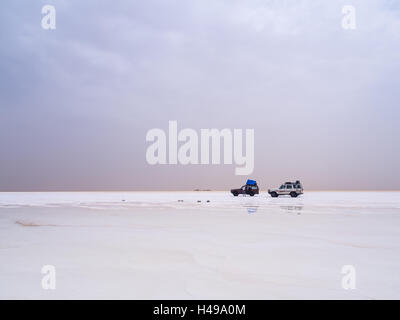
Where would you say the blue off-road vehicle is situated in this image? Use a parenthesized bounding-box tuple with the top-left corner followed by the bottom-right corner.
(231, 179, 259, 197)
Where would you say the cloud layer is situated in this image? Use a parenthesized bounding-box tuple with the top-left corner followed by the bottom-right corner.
(0, 0, 399, 190)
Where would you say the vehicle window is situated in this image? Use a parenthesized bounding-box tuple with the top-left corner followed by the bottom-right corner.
(286, 185, 293, 189)
(242, 186, 245, 190)
(280, 185, 285, 189)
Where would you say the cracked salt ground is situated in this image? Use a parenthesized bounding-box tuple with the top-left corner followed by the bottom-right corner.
(0, 191, 399, 299)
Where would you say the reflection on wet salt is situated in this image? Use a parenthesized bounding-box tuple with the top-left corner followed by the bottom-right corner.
(280, 205, 303, 214)
(243, 204, 259, 214)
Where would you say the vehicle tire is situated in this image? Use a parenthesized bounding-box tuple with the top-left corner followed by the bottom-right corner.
(233, 192, 238, 197)
(271, 192, 278, 198)
(249, 192, 254, 197)
(290, 192, 298, 198)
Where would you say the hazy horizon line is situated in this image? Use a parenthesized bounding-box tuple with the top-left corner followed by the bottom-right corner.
(1, 189, 399, 193)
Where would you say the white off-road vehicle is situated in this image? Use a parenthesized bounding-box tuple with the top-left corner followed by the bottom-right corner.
(268, 181, 303, 198)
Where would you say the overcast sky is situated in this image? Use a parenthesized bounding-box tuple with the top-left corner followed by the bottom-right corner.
(0, 0, 399, 191)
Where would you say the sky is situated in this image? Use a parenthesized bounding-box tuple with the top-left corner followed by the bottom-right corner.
(0, 0, 399, 191)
